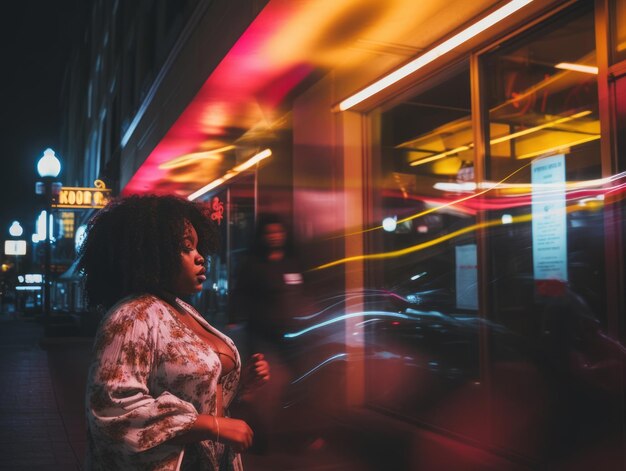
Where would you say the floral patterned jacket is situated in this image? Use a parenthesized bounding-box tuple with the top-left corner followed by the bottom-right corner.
(85, 294, 242, 470)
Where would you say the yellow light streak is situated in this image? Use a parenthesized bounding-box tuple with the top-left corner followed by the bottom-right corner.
(315, 201, 600, 271)
(343, 162, 533, 239)
(232, 149, 272, 172)
(409, 145, 472, 167)
(159, 145, 235, 170)
(316, 215, 527, 270)
(337, 0, 533, 111)
(187, 149, 272, 201)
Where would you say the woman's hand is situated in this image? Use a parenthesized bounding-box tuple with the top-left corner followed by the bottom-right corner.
(216, 417, 254, 453)
(241, 353, 270, 395)
(169, 414, 252, 451)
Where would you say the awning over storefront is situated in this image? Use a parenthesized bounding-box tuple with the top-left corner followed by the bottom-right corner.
(122, 0, 501, 198)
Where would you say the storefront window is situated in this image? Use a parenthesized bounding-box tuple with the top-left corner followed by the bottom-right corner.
(611, 0, 626, 64)
(367, 65, 484, 437)
(481, 4, 613, 459)
(193, 189, 229, 326)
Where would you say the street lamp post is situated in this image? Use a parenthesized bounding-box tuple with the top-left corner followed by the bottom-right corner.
(36, 149, 61, 324)
(8, 220, 24, 277)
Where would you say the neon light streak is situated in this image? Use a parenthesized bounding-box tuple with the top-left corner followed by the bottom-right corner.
(283, 311, 410, 338)
(338, 0, 533, 111)
(159, 145, 235, 170)
(315, 217, 518, 270)
(291, 353, 347, 384)
(340, 161, 533, 239)
(232, 148, 272, 172)
(293, 294, 365, 320)
(356, 318, 382, 327)
(410, 145, 472, 167)
(188, 148, 272, 201)
(315, 194, 615, 270)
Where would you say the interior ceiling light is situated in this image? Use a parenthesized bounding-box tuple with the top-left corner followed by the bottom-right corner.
(410, 109, 592, 167)
(410, 145, 472, 167)
(159, 145, 235, 170)
(490, 110, 592, 144)
(337, 0, 534, 111)
(554, 62, 599, 75)
(188, 148, 272, 201)
(517, 135, 600, 160)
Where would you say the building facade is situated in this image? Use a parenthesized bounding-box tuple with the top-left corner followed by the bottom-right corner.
(62, 0, 626, 468)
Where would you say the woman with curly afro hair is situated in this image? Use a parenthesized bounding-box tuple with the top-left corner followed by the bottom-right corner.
(79, 195, 270, 471)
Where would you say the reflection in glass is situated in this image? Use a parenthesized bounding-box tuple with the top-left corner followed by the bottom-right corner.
(481, 4, 617, 461)
(367, 65, 486, 440)
(611, 0, 626, 64)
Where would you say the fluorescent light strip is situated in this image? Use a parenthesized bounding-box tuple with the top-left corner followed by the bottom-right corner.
(188, 149, 272, 201)
(338, 0, 533, 111)
(159, 145, 235, 170)
(555, 62, 598, 75)
(232, 148, 272, 172)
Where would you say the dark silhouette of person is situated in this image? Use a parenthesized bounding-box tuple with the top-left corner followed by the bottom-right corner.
(229, 213, 311, 453)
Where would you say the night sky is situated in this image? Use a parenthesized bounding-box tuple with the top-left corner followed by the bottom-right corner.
(0, 1, 87, 240)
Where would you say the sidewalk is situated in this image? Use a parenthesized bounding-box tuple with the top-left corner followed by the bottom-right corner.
(0, 314, 368, 471)
(0, 314, 92, 471)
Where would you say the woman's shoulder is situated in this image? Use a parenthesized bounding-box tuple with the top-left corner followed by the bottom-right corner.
(104, 293, 172, 326)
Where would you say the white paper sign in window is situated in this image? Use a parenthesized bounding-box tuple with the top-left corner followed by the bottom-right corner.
(531, 154, 568, 282)
(455, 243, 478, 310)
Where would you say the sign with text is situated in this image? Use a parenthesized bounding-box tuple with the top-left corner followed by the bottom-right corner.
(52, 180, 112, 209)
(531, 154, 568, 285)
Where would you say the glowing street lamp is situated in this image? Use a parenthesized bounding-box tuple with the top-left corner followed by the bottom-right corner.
(36, 148, 62, 323)
(9, 221, 23, 237)
(37, 148, 62, 178)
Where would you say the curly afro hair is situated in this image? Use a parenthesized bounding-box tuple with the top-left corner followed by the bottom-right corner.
(77, 194, 219, 309)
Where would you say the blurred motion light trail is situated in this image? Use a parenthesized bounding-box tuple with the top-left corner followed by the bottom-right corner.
(283, 311, 410, 338)
(313, 192, 623, 271)
(291, 353, 348, 384)
(341, 161, 534, 238)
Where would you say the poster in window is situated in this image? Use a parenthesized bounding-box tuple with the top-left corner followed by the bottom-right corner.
(531, 154, 568, 290)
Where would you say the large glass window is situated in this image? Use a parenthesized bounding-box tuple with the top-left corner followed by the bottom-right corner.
(367, 65, 486, 439)
(481, 4, 620, 461)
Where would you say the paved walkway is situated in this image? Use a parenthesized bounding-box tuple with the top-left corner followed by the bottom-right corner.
(0, 314, 367, 470)
(0, 314, 91, 471)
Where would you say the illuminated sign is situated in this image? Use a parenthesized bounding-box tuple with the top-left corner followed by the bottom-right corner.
(4, 240, 26, 255)
(18, 274, 43, 284)
(210, 196, 224, 225)
(52, 180, 112, 209)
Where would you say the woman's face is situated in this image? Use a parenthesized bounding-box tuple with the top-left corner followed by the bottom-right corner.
(263, 223, 286, 250)
(171, 221, 206, 296)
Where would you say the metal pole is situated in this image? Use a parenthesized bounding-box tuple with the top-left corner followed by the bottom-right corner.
(44, 179, 51, 324)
